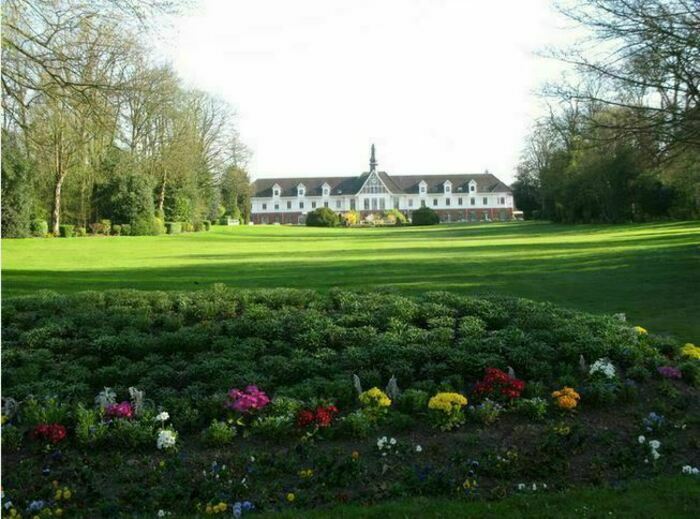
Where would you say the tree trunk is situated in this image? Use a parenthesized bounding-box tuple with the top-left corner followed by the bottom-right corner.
(52, 174, 65, 235)
(157, 170, 167, 214)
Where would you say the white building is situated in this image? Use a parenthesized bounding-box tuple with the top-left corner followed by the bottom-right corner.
(250, 145, 517, 224)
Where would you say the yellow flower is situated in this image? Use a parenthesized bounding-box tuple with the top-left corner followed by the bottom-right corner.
(298, 468, 313, 478)
(205, 505, 213, 514)
(428, 392, 468, 413)
(351, 451, 360, 460)
(62, 489, 71, 500)
(681, 343, 700, 360)
(286, 492, 296, 503)
(552, 387, 580, 410)
(359, 387, 391, 408)
(1, 415, 8, 425)
(633, 326, 648, 335)
(55, 509, 63, 517)
(159, 460, 166, 468)
(462, 478, 478, 489)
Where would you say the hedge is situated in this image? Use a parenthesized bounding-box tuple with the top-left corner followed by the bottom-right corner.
(306, 207, 339, 227)
(411, 207, 440, 226)
(30, 219, 48, 237)
(203, 220, 211, 231)
(58, 224, 74, 238)
(165, 221, 182, 234)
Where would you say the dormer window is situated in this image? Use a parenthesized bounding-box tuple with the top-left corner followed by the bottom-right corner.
(322, 183, 330, 197)
(419, 181, 427, 195)
(468, 180, 477, 193)
(444, 181, 452, 194)
(297, 183, 305, 197)
(272, 184, 281, 197)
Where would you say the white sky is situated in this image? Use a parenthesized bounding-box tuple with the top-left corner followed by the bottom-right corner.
(158, 0, 574, 183)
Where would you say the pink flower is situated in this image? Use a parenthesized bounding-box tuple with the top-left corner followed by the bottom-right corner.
(657, 366, 682, 380)
(226, 385, 270, 413)
(105, 401, 134, 419)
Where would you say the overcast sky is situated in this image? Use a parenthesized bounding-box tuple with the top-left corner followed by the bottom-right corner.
(159, 0, 574, 183)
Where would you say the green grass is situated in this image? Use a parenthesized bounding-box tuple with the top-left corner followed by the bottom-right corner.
(258, 476, 700, 518)
(3, 221, 699, 339)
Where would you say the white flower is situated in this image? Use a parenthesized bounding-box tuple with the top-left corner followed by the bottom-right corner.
(651, 450, 660, 460)
(682, 465, 693, 474)
(517, 483, 526, 491)
(649, 440, 661, 450)
(693, 468, 700, 475)
(532, 483, 537, 491)
(157, 510, 167, 518)
(415, 445, 423, 453)
(389, 437, 397, 445)
(589, 358, 616, 379)
(156, 429, 177, 450)
(638, 435, 646, 444)
(155, 411, 169, 422)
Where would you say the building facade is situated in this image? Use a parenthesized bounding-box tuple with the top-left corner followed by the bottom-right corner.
(250, 146, 517, 224)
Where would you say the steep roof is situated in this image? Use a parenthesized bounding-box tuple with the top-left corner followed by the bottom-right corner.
(252, 173, 511, 197)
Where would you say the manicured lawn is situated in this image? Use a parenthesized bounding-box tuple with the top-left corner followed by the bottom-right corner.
(3, 221, 699, 339)
(259, 476, 700, 518)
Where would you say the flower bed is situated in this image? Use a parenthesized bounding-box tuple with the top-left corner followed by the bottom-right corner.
(1, 287, 699, 516)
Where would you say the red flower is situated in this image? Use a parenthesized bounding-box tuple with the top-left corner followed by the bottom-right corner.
(32, 423, 67, 444)
(296, 410, 315, 428)
(473, 368, 525, 401)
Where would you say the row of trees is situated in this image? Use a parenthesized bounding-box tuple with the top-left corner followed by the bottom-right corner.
(513, 0, 699, 222)
(1, 0, 252, 238)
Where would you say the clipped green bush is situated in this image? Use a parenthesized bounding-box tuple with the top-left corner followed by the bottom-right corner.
(202, 220, 211, 231)
(193, 221, 204, 232)
(165, 221, 182, 234)
(306, 207, 339, 227)
(74, 226, 87, 237)
(58, 224, 75, 238)
(120, 224, 131, 236)
(411, 207, 440, 226)
(111, 224, 122, 236)
(30, 219, 48, 237)
(182, 222, 194, 232)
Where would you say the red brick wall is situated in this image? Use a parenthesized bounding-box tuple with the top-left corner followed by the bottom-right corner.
(251, 212, 303, 224)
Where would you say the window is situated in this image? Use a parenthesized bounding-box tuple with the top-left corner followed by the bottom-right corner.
(350, 199, 356, 210)
(408, 199, 414, 208)
(312, 201, 317, 209)
(446, 198, 451, 206)
(274, 203, 279, 210)
(470, 198, 475, 206)
(262, 203, 267, 210)
(360, 174, 389, 194)
(483, 197, 488, 205)
(499, 197, 505, 205)
(364, 199, 370, 210)
(297, 185, 305, 197)
(458, 197, 463, 206)
(286, 201, 292, 209)
(299, 201, 304, 209)
(380, 198, 386, 210)
(444, 182, 451, 194)
(371, 198, 378, 211)
(324, 201, 328, 208)
(393, 197, 400, 209)
(273, 189, 280, 197)
(419, 181, 427, 194)
(433, 199, 438, 207)
(336, 200, 341, 209)
(421, 200, 426, 208)
(323, 188, 330, 196)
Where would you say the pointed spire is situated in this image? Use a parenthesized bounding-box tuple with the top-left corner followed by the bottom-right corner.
(369, 143, 377, 173)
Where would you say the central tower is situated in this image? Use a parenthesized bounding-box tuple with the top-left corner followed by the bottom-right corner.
(369, 144, 377, 173)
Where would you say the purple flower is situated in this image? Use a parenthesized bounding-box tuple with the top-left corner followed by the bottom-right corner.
(105, 401, 134, 419)
(226, 385, 270, 413)
(657, 366, 682, 380)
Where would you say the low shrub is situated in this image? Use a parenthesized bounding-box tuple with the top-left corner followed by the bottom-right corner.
(202, 220, 211, 231)
(100, 219, 112, 235)
(112, 224, 122, 236)
(182, 222, 194, 232)
(30, 219, 48, 237)
(341, 210, 360, 226)
(411, 207, 440, 226)
(58, 224, 75, 238)
(193, 221, 204, 232)
(383, 208, 407, 225)
(306, 207, 339, 227)
(121, 224, 132, 236)
(165, 222, 182, 234)
(74, 226, 87, 237)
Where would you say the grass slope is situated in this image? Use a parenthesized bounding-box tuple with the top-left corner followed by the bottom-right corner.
(3, 221, 699, 339)
(259, 476, 700, 518)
